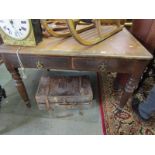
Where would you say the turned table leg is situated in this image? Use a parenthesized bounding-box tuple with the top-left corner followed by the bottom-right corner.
(11, 68, 31, 107)
(119, 75, 139, 109)
(119, 61, 149, 109)
(3, 59, 31, 108)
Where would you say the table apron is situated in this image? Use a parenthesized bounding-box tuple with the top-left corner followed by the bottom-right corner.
(2, 53, 147, 73)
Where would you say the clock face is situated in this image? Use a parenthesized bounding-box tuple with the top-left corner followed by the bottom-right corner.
(0, 19, 30, 40)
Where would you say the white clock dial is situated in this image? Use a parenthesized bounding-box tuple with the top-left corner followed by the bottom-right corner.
(0, 19, 30, 40)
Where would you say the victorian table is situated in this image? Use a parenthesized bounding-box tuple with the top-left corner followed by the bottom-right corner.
(0, 28, 152, 109)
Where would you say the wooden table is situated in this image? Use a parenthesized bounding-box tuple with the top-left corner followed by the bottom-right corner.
(0, 28, 152, 109)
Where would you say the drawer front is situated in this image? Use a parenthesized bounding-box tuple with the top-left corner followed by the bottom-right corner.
(72, 57, 135, 73)
(3, 54, 72, 70)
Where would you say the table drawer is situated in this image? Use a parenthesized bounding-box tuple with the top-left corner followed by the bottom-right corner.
(72, 57, 135, 73)
(3, 54, 72, 70)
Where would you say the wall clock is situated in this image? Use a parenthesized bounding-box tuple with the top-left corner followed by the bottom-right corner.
(0, 19, 42, 46)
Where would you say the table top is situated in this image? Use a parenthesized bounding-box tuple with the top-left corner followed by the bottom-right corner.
(0, 28, 152, 60)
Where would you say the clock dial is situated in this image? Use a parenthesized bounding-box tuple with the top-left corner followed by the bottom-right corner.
(0, 19, 30, 40)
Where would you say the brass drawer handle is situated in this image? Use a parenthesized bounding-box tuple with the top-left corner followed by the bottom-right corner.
(36, 60, 44, 69)
(98, 62, 107, 72)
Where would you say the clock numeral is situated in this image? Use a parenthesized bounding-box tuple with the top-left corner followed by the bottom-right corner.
(3, 26, 7, 29)
(8, 29, 12, 35)
(19, 31, 22, 35)
(21, 21, 26, 24)
(15, 31, 20, 37)
(21, 27, 26, 31)
(15, 32, 18, 37)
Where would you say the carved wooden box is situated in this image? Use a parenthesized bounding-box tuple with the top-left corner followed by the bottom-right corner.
(35, 76, 93, 110)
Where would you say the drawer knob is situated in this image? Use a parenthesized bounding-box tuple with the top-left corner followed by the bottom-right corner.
(98, 62, 107, 72)
(36, 60, 44, 69)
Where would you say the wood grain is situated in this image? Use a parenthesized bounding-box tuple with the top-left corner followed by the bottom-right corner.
(0, 28, 152, 60)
